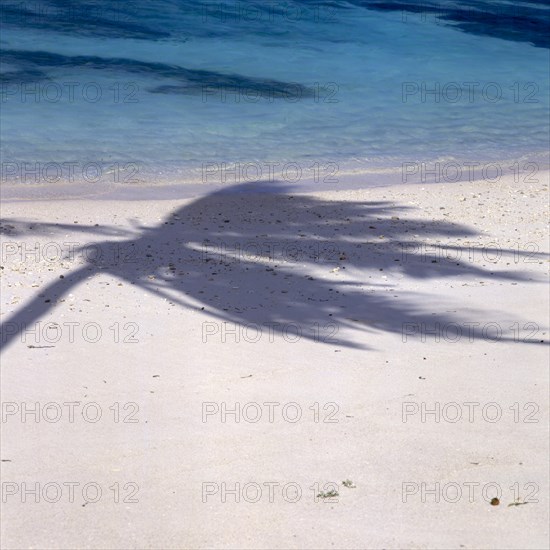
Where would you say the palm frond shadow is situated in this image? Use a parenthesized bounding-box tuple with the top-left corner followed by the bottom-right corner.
(1, 182, 547, 351)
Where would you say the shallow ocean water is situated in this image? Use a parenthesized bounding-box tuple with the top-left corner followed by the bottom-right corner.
(1, 0, 549, 188)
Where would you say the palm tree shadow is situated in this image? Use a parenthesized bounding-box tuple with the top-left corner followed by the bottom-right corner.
(1, 182, 547, 351)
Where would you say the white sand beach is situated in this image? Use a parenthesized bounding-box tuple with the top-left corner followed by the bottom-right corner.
(1, 173, 549, 549)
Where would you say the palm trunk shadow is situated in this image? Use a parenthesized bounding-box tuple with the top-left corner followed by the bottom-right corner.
(0, 264, 93, 352)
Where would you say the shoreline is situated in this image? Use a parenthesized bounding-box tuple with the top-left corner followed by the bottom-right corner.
(1, 151, 548, 202)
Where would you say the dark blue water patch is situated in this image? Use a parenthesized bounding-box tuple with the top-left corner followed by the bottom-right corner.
(0, 68, 49, 85)
(0, 0, 170, 40)
(350, 0, 550, 48)
(2, 0, 549, 47)
(150, 80, 314, 99)
(0, 49, 315, 99)
(0, 0, 303, 43)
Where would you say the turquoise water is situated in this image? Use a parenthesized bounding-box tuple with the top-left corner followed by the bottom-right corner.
(1, 1, 549, 186)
